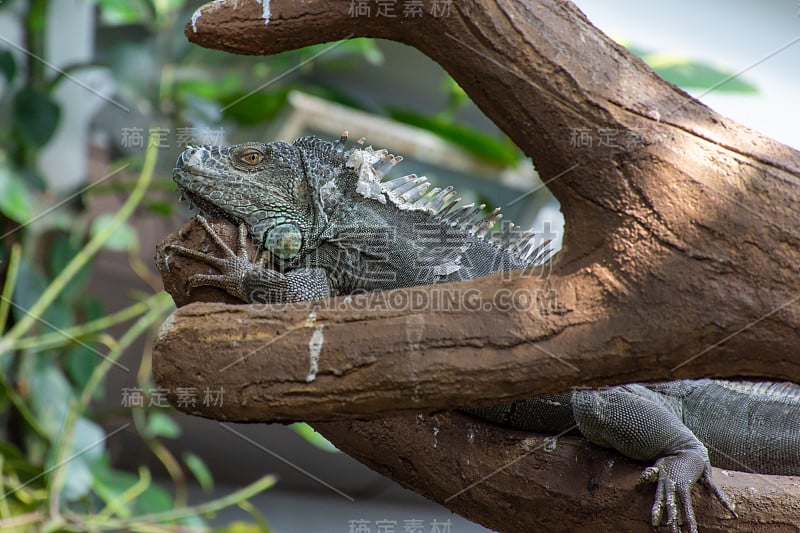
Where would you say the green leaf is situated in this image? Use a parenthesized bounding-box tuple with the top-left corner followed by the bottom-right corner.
(0, 441, 42, 479)
(219, 88, 289, 125)
(13, 86, 61, 148)
(91, 463, 142, 519)
(92, 458, 173, 516)
(48, 236, 78, 275)
(64, 343, 101, 391)
(442, 75, 469, 113)
(387, 108, 523, 166)
(628, 46, 758, 94)
(152, 0, 186, 19)
(13, 259, 74, 332)
(27, 365, 72, 437)
(144, 200, 173, 216)
(47, 237, 94, 303)
(27, 366, 106, 501)
(63, 298, 105, 385)
(95, 0, 150, 25)
(0, 167, 32, 224)
(0, 50, 17, 82)
(336, 38, 383, 65)
(176, 73, 242, 101)
(132, 482, 173, 515)
(145, 411, 181, 439)
(59, 417, 106, 503)
(179, 514, 209, 528)
(90, 214, 138, 251)
(291, 423, 339, 453)
(109, 42, 159, 97)
(182, 452, 213, 491)
(79, 296, 105, 323)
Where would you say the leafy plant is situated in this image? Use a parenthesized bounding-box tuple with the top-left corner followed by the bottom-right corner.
(0, 0, 281, 529)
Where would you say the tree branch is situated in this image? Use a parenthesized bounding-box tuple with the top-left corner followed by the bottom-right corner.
(151, 1, 800, 531)
(154, 212, 800, 424)
(314, 412, 800, 533)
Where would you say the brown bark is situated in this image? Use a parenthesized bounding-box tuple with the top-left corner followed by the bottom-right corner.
(152, 0, 800, 531)
(314, 413, 800, 533)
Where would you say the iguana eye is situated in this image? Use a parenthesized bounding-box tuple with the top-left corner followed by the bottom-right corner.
(239, 149, 264, 165)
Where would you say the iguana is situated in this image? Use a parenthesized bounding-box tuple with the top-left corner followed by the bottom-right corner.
(167, 133, 800, 533)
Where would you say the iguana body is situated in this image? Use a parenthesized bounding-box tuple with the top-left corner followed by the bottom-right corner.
(169, 134, 799, 532)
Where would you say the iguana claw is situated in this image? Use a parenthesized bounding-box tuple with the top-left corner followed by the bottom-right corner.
(168, 215, 331, 303)
(639, 450, 735, 533)
(166, 215, 266, 302)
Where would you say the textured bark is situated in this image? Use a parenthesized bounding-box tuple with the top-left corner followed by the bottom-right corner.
(151, 0, 800, 531)
(314, 413, 800, 533)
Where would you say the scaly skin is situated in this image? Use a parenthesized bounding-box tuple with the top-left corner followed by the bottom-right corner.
(168, 134, 800, 532)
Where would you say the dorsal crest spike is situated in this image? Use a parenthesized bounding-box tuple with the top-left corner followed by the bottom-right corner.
(390, 175, 427, 197)
(444, 202, 475, 222)
(437, 198, 462, 219)
(448, 203, 482, 227)
(473, 207, 503, 236)
(383, 174, 417, 191)
(523, 239, 552, 261)
(372, 153, 403, 178)
(341, 134, 552, 265)
(400, 182, 430, 203)
(409, 187, 441, 210)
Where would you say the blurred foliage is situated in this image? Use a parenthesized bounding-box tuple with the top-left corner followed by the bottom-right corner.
(627, 44, 759, 93)
(0, 0, 285, 530)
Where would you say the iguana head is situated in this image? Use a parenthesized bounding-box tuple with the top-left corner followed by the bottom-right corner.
(174, 133, 552, 268)
(174, 140, 328, 261)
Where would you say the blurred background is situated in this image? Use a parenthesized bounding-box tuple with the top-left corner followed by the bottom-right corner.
(0, 0, 797, 531)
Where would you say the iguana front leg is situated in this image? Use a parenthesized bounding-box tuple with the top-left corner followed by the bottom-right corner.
(166, 215, 331, 303)
(573, 385, 736, 533)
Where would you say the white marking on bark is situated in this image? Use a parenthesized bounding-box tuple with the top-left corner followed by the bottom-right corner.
(191, 8, 202, 32)
(306, 325, 324, 383)
(405, 314, 424, 401)
(257, 0, 271, 25)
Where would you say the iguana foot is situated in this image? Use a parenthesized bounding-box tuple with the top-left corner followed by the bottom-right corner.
(639, 450, 736, 533)
(168, 216, 332, 303)
(166, 215, 267, 302)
